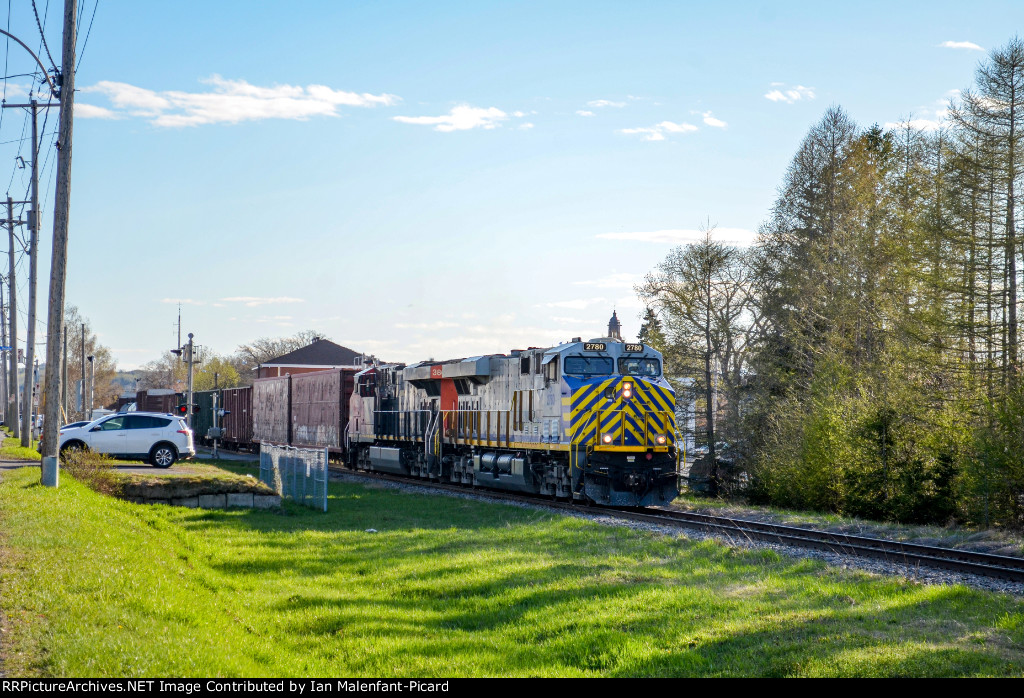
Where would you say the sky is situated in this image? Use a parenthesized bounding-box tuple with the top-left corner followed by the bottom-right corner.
(0, 1, 1021, 370)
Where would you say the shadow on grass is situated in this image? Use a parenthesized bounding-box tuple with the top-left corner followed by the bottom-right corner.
(143, 478, 1024, 676)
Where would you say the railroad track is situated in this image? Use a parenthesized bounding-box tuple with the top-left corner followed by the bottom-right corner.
(329, 466, 1024, 584)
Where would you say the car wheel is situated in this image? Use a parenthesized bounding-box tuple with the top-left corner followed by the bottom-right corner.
(150, 443, 177, 469)
(60, 440, 87, 454)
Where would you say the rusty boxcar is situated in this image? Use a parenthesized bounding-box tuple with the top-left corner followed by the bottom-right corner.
(252, 376, 290, 445)
(289, 368, 357, 452)
(220, 386, 254, 449)
(135, 388, 181, 415)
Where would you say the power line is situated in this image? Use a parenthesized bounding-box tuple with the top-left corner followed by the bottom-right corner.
(0, 0, 12, 143)
(76, 0, 98, 70)
(30, 0, 55, 71)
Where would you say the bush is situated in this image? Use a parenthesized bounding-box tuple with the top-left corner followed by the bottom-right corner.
(61, 449, 122, 496)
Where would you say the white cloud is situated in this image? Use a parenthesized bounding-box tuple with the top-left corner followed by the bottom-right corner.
(220, 296, 305, 307)
(587, 99, 626, 108)
(701, 111, 727, 128)
(620, 127, 664, 141)
(393, 104, 508, 132)
(0, 83, 32, 99)
(659, 121, 697, 133)
(576, 110, 595, 117)
(517, 122, 535, 130)
(573, 272, 639, 289)
(764, 84, 815, 104)
(77, 103, 121, 119)
(597, 228, 757, 246)
(81, 76, 399, 127)
(884, 88, 963, 133)
(939, 40, 984, 51)
(620, 120, 698, 141)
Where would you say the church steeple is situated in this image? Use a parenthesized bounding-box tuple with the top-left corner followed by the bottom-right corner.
(607, 310, 622, 340)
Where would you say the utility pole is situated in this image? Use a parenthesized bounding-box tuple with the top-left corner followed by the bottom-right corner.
(177, 304, 181, 363)
(79, 323, 84, 421)
(86, 355, 93, 419)
(0, 279, 7, 426)
(40, 0, 78, 478)
(61, 326, 67, 424)
(7, 197, 18, 440)
(31, 358, 38, 441)
(21, 100, 39, 448)
(185, 333, 194, 429)
(211, 390, 219, 459)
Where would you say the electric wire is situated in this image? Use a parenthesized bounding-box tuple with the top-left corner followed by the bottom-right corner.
(76, 0, 98, 71)
(0, 0, 10, 137)
(30, 0, 55, 72)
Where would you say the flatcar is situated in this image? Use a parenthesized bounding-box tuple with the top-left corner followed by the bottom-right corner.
(346, 336, 678, 506)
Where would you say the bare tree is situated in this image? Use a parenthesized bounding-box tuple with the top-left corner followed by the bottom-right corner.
(638, 226, 754, 489)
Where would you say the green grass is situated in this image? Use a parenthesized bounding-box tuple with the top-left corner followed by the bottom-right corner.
(0, 435, 40, 461)
(1, 467, 1023, 677)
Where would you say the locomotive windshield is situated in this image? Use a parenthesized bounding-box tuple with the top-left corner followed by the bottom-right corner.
(618, 357, 661, 377)
(564, 355, 614, 377)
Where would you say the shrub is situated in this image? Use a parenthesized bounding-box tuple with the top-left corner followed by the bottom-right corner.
(61, 449, 122, 496)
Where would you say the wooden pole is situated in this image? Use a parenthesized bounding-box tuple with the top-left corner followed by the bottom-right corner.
(40, 0, 77, 467)
(21, 100, 38, 447)
(7, 197, 18, 440)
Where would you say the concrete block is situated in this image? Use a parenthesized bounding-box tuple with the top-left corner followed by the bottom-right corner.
(41, 457, 58, 488)
(198, 494, 227, 509)
(253, 495, 282, 509)
(227, 493, 254, 508)
(172, 497, 200, 508)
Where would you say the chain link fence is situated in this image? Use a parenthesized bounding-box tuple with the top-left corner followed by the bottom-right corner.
(259, 443, 329, 512)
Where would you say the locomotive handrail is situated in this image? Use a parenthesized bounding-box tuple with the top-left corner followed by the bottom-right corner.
(439, 408, 516, 447)
(572, 406, 675, 450)
(372, 409, 432, 442)
(591, 408, 675, 449)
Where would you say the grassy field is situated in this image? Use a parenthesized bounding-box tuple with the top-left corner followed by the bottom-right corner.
(0, 436, 40, 462)
(1, 466, 1023, 677)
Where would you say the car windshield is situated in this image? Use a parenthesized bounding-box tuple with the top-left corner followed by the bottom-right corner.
(564, 355, 614, 377)
(618, 357, 661, 377)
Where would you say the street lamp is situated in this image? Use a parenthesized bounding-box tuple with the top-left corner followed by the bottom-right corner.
(87, 355, 94, 419)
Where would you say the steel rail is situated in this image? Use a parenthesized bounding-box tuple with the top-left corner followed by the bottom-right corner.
(328, 465, 1024, 584)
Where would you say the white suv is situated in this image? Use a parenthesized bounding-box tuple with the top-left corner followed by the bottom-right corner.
(59, 412, 196, 468)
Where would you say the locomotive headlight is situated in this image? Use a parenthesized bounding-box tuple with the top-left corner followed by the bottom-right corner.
(622, 382, 633, 399)
(656, 434, 667, 445)
(602, 434, 613, 444)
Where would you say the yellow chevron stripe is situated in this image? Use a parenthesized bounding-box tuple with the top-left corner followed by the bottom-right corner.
(570, 378, 617, 420)
(643, 383, 672, 414)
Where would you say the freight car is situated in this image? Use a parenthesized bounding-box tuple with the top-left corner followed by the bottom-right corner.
(220, 386, 253, 449)
(249, 368, 359, 454)
(346, 337, 678, 507)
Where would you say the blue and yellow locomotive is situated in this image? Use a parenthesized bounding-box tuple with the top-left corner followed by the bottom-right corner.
(347, 316, 678, 507)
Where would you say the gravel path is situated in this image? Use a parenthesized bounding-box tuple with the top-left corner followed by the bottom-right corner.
(330, 469, 1024, 597)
